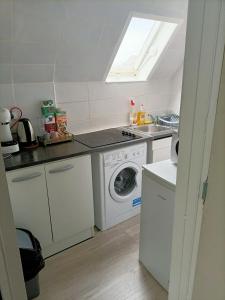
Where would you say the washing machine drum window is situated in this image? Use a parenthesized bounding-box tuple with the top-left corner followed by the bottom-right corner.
(114, 167, 136, 196)
(109, 162, 140, 202)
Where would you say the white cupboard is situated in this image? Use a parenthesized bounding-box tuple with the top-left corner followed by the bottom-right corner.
(6, 155, 94, 257)
(139, 160, 177, 290)
(6, 165, 52, 248)
(45, 156, 94, 242)
(147, 137, 172, 163)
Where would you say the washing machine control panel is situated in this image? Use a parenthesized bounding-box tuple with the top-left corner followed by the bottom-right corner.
(104, 144, 146, 166)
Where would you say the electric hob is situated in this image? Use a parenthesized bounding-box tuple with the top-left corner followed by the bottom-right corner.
(73, 128, 141, 148)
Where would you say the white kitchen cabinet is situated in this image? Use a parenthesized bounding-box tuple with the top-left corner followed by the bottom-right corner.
(45, 155, 94, 243)
(6, 165, 53, 249)
(139, 160, 176, 290)
(148, 137, 172, 163)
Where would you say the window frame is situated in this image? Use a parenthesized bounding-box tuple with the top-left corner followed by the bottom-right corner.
(104, 13, 183, 83)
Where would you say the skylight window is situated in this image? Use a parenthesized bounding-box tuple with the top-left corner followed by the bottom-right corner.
(106, 16, 178, 83)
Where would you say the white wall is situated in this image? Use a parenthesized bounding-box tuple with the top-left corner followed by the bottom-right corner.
(0, 0, 187, 84)
(0, 79, 172, 134)
(0, 0, 187, 134)
(168, 65, 184, 115)
(192, 52, 225, 300)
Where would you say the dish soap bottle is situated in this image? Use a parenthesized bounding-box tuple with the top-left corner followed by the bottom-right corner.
(137, 104, 145, 125)
(144, 112, 153, 124)
(129, 99, 137, 126)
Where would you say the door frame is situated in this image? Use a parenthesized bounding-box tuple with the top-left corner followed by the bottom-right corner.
(0, 151, 27, 299)
(169, 0, 225, 300)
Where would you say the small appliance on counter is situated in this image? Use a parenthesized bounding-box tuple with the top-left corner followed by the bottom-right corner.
(17, 118, 38, 149)
(0, 107, 19, 154)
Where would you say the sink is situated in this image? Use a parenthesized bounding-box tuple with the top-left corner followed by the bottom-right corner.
(126, 124, 175, 137)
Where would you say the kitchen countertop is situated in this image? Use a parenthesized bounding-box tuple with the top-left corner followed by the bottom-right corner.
(4, 128, 173, 172)
(4, 135, 149, 171)
(143, 160, 177, 190)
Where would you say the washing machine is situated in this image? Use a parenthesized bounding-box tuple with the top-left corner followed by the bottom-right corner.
(92, 142, 147, 230)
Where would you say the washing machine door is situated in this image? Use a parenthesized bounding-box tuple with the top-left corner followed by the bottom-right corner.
(109, 162, 141, 202)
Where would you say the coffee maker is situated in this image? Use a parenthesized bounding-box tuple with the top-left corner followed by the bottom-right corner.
(0, 108, 19, 154)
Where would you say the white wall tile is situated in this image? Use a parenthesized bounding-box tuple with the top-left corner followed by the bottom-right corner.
(88, 82, 119, 101)
(69, 120, 92, 135)
(0, 64, 12, 84)
(12, 42, 57, 65)
(0, 76, 175, 134)
(55, 82, 89, 103)
(89, 115, 129, 133)
(89, 97, 129, 119)
(14, 14, 63, 44)
(54, 64, 92, 82)
(13, 65, 54, 83)
(0, 84, 15, 108)
(58, 101, 89, 124)
(0, 0, 12, 41)
(14, 82, 55, 131)
(0, 41, 11, 64)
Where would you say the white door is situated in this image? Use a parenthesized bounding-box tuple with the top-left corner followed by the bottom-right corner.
(109, 162, 141, 203)
(6, 165, 53, 249)
(45, 155, 94, 242)
(169, 1, 225, 300)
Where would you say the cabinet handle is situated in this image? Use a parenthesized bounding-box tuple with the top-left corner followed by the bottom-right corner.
(49, 164, 74, 174)
(12, 172, 42, 183)
(157, 194, 167, 201)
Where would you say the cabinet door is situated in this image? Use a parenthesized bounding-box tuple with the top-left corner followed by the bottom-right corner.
(139, 173, 175, 290)
(152, 137, 172, 162)
(45, 155, 94, 242)
(6, 165, 53, 248)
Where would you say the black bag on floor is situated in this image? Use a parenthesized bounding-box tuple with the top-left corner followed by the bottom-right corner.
(16, 228, 45, 282)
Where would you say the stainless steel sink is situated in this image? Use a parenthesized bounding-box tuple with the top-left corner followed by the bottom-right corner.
(124, 124, 175, 138)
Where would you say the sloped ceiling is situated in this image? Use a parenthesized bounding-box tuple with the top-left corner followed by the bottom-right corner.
(0, 0, 188, 83)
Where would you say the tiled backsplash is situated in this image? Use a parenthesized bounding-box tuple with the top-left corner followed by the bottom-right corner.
(0, 79, 180, 135)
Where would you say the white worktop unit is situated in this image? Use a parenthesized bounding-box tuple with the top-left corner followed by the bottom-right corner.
(143, 159, 177, 189)
(139, 159, 177, 290)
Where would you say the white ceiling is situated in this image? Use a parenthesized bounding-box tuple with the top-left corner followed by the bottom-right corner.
(0, 0, 188, 84)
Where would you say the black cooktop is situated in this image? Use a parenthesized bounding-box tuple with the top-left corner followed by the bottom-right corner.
(73, 128, 141, 148)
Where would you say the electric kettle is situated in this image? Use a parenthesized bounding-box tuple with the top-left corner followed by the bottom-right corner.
(17, 118, 38, 148)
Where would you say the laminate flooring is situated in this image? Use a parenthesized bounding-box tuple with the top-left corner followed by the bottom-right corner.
(37, 216, 168, 300)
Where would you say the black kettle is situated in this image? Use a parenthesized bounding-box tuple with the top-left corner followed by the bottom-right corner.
(17, 118, 38, 148)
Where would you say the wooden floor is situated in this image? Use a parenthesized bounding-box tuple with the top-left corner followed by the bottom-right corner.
(37, 216, 168, 300)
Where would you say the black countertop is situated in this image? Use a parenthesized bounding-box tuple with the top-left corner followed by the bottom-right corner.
(4, 129, 173, 172)
(4, 136, 151, 171)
